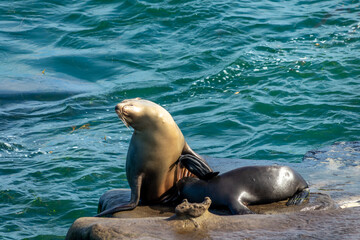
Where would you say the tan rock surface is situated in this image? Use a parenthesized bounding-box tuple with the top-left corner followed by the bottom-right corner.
(66, 206, 360, 240)
(65, 191, 358, 240)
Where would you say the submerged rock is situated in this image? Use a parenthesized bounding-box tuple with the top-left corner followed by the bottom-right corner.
(303, 141, 360, 168)
(303, 141, 360, 201)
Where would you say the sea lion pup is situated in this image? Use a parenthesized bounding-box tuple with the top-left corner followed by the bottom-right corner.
(177, 165, 310, 215)
(96, 98, 217, 217)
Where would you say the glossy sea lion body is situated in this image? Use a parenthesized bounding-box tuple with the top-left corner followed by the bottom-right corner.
(178, 165, 309, 215)
(96, 98, 216, 217)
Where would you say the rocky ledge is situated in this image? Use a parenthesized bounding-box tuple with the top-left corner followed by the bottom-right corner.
(65, 190, 359, 240)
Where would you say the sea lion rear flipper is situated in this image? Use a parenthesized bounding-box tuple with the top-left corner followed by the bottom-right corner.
(286, 188, 310, 206)
(180, 143, 219, 180)
(95, 174, 143, 217)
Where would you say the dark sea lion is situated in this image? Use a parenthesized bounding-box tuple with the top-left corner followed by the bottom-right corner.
(96, 98, 217, 217)
(177, 165, 309, 215)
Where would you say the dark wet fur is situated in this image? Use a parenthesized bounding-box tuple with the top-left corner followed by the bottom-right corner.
(286, 188, 310, 206)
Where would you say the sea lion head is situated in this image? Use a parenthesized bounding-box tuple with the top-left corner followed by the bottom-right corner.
(177, 177, 207, 203)
(115, 98, 171, 130)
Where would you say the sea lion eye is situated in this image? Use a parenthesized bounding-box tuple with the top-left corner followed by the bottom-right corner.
(122, 105, 131, 115)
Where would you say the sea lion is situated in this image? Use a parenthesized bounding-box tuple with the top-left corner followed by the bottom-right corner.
(96, 98, 217, 217)
(177, 165, 309, 215)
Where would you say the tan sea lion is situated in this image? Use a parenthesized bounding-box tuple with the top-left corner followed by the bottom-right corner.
(96, 98, 217, 217)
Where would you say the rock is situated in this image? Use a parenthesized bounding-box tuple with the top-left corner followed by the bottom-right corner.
(174, 197, 211, 218)
(66, 206, 360, 240)
(66, 190, 341, 239)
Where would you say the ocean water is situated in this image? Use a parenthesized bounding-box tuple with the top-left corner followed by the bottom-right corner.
(0, 0, 359, 239)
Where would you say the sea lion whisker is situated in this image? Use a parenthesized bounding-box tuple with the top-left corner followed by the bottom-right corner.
(116, 107, 130, 128)
(119, 116, 130, 129)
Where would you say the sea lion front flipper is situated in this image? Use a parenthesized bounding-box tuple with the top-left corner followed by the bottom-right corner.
(286, 188, 310, 206)
(95, 174, 143, 217)
(180, 143, 219, 180)
(178, 154, 219, 180)
(228, 200, 255, 215)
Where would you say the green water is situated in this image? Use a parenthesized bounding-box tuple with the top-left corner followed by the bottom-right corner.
(0, 0, 360, 239)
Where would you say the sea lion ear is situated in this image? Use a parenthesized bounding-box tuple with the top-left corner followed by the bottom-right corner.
(135, 97, 141, 100)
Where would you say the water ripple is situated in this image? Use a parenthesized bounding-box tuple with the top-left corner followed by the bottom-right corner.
(1, 0, 360, 239)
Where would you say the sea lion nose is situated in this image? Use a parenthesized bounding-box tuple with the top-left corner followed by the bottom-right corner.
(115, 104, 120, 111)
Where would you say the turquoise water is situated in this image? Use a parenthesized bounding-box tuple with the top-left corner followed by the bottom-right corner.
(1, 0, 360, 239)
